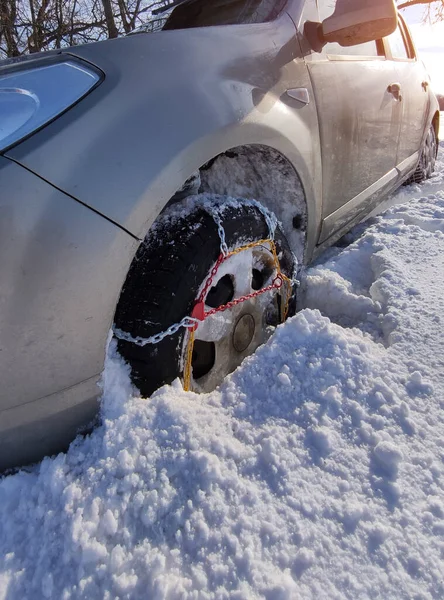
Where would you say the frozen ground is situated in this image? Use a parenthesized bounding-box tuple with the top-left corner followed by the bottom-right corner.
(1, 143, 444, 600)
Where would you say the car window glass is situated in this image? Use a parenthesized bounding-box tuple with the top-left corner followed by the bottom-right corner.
(317, 0, 378, 56)
(322, 39, 378, 56)
(301, 0, 319, 22)
(387, 25, 409, 59)
(133, 0, 287, 33)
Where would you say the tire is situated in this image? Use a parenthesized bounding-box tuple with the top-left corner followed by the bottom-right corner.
(114, 197, 296, 397)
(406, 123, 437, 184)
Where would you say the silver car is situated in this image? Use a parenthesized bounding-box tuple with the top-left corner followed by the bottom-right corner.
(0, 0, 439, 470)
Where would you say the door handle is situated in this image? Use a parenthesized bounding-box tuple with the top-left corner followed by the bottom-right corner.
(388, 82, 402, 101)
(422, 80, 429, 91)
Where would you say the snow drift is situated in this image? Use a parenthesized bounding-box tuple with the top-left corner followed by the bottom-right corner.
(1, 146, 444, 600)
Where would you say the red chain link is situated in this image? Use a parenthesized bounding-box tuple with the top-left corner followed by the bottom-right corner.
(190, 254, 286, 331)
(197, 254, 226, 304)
(205, 273, 284, 317)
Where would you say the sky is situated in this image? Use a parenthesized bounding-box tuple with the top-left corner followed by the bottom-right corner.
(402, 3, 444, 94)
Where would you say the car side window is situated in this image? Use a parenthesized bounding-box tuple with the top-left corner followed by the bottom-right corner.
(162, 0, 287, 30)
(133, 0, 287, 33)
(386, 24, 410, 60)
(317, 0, 379, 57)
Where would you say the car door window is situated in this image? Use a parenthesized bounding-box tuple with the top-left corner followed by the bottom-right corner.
(386, 24, 410, 60)
(317, 0, 378, 56)
(135, 0, 287, 33)
(322, 39, 378, 57)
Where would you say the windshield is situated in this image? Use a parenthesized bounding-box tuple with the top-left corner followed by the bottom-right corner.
(131, 0, 286, 34)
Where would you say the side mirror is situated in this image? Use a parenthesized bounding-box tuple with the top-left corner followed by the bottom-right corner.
(321, 0, 398, 47)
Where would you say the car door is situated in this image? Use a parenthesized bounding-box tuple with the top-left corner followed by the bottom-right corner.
(383, 16, 430, 177)
(297, 0, 402, 243)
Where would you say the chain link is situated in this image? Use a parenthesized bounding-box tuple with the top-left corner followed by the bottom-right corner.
(113, 316, 199, 347)
(211, 211, 229, 257)
(200, 239, 290, 317)
(226, 238, 275, 259)
(209, 201, 277, 258)
(204, 274, 285, 318)
(197, 254, 225, 304)
(256, 203, 277, 240)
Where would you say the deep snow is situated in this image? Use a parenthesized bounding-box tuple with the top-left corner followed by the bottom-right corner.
(1, 144, 444, 599)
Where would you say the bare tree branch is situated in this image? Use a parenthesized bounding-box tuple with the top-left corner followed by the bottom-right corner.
(398, 0, 444, 22)
(398, 0, 436, 8)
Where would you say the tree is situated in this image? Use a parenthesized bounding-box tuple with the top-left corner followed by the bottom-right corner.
(101, 0, 119, 38)
(0, 0, 20, 56)
(0, 0, 110, 56)
(0, 0, 174, 58)
(398, 0, 444, 21)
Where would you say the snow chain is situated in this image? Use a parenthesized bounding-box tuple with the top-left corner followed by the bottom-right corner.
(183, 237, 292, 391)
(113, 208, 294, 392)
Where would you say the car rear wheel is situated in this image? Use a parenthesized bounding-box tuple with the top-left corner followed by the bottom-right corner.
(406, 124, 437, 184)
(114, 198, 296, 396)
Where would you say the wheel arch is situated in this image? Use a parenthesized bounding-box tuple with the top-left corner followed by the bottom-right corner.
(112, 142, 312, 391)
(157, 143, 314, 266)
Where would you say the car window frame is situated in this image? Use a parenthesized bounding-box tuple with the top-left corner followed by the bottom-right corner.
(382, 14, 417, 62)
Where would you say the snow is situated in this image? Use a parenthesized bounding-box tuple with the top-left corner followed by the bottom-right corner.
(1, 144, 444, 599)
(199, 146, 307, 264)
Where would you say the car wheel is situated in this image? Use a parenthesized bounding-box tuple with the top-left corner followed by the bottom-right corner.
(114, 198, 296, 396)
(406, 124, 437, 184)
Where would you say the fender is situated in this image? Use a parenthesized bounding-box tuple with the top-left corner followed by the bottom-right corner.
(5, 13, 322, 258)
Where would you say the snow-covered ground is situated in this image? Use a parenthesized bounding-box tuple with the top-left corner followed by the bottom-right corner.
(1, 143, 444, 600)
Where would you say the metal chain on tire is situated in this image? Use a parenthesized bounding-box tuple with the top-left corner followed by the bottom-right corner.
(113, 203, 293, 391)
(113, 316, 200, 347)
(211, 212, 229, 257)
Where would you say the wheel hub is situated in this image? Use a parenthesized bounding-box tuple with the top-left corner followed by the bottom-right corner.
(232, 314, 255, 352)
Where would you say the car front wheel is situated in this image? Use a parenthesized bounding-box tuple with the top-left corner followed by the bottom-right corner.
(114, 197, 296, 396)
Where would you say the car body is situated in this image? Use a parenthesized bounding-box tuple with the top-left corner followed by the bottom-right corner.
(0, 0, 439, 471)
